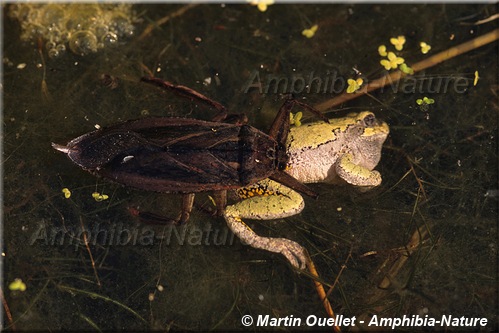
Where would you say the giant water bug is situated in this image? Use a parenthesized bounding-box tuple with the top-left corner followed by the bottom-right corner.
(53, 76, 327, 223)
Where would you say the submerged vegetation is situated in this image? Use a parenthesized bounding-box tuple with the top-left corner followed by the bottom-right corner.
(3, 3, 498, 331)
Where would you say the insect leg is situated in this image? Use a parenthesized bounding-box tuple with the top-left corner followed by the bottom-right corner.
(129, 193, 195, 225)
(267, 99, 293, 149)
(128, 208, 179, 225)
(140, 76, 228, 120)
(291, 100, 329, 123)
(179, 193, 195, 224)
(211, 190, 227, 216)
(268, 99, 329, 151)
(269, 170, 318, 199)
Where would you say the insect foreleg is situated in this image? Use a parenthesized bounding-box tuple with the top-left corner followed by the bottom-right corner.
(140, 76, 228, 120)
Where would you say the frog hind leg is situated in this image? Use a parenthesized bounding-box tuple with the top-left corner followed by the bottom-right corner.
(223, 179, 308, 269)
(335, 153, 382, 187)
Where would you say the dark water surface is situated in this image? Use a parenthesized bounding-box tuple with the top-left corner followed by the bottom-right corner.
(2, 3, 498, 331)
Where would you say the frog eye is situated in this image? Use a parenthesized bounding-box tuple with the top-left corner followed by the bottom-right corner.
(363, 113, 376, 127)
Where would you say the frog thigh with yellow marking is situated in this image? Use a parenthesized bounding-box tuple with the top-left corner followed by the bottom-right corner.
(336, 153, 382, 187)
(223, 179, 308, 269)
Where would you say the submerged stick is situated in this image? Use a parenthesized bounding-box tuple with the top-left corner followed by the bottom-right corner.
(0, 287, 15, 330)
(138, 4, 199, 41)
(80, 216, 101, 287)
(307, 253, 342, 333)
(37, 37, 51, 103)
(315, 28, 499, 112)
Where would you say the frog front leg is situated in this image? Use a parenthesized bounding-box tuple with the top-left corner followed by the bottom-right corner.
(336, 153, 382, 187)
(223, 179, 308, 270)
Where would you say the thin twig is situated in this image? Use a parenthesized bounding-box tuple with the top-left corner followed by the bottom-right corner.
(138, 4, 200, 41)
(326, 248, 352, 299)
(407, 157, 428, 201)
(377, 224, 428, 290)
(307, 252, 342, 333)
(315, 28, 499, 112)
(460, 13, 499, 26)
(0, 287, 15, 330)
(37, 37, 51, 103)
(80, 216, 101, 287)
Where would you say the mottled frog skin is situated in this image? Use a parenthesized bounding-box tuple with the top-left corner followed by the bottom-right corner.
(224, 111, 389, 269)
(286, 111, 389, 187)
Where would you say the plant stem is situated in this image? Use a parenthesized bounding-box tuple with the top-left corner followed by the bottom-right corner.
(315, 28, 499, 112)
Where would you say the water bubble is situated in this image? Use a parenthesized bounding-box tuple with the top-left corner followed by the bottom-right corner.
(68, 5, 100, 30)
(56, 44, 66, 53)
(122, 26, 135, 38)
(112, 13, 133, 38)
(45, 41, 56, 50)
(60, 32, 70, 43)
(48, 26, 61, 41)
(48, 48, 60, 58)
(94, 24, 109, 39)
(41, 5, 65, 27)
(15, 5, 32, 21)
(9, 4, 136, 58)
(65, 18, 80, 31)
(69, 30, 98, 56)
(27, 8, 39, 22)
(102, 32, 118, 46)
(30, 23, 47, 38)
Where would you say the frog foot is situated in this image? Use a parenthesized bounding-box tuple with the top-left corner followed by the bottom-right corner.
(336, 153, 382, 187)
(225, 215, 308, 270)
(264, 237, 308, 270)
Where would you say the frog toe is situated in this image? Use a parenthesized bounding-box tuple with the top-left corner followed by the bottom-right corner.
(277, 238, 308, 270)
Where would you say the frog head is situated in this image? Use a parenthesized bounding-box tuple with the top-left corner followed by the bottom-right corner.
(345, 111, 390, 171)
